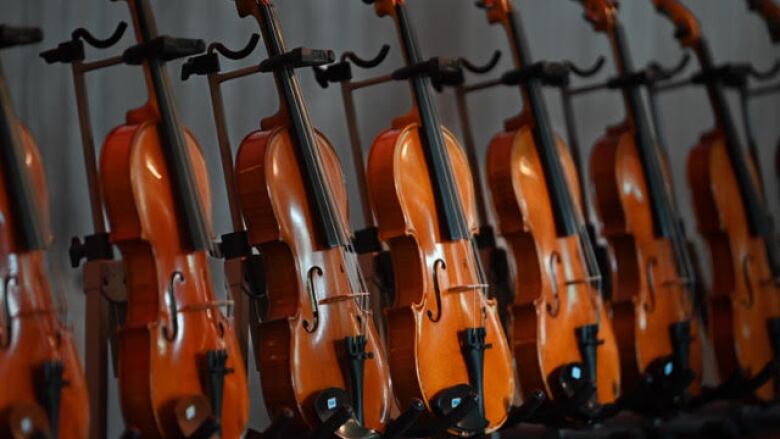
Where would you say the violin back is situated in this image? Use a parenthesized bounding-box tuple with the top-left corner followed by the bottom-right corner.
(687, 132, 779, 400)
(487, 121, 622, 407)
(0, 124, 89, 439)
(101, 121, 249, 437)
(368, 123, 515, 434)
(235, 126, 394, 432)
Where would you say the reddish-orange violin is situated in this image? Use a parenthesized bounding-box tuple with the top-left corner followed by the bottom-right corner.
(364, 0, 516, 435)
(0, 26, 90, 439)
(99, 0, 249, 436)
(478, 0, 622, 420)
(229, 0, 395, 435)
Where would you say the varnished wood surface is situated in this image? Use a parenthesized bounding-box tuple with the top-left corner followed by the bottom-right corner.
(367, 123, 515, 435)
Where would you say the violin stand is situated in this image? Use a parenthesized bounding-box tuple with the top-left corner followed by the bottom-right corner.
(41, 23, 134, 439)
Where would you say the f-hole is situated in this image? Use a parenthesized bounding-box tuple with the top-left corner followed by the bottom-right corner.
(0, 276, 16, 349)
(427, 259, 446, 322)
(546, 252, 562, 317)
(303, 266, 323, 333)
(644, 258, 659, 312)
(162, 271, 184, 342)
(741, 255, 756, 309)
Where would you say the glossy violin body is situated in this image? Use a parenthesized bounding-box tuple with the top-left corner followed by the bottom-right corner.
(231, 0, 393, 435)
(479, 0, 620, 418)
(652, 0, 780, 402)
(100, 0, 249, 436)
(0, 27, 89, 439)
(576, 0, 703, 408)
(366, 1, 515, 435)
(590, 123, 701, 390)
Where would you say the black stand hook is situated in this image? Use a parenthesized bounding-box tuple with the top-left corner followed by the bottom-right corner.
(313, 45, 391, 87)
(460, 50, 502, 74)
(181, 33, 261, 80)
(41, 21, 128, 64)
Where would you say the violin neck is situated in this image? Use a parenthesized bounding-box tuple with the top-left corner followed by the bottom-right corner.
(255, 2, 349, 249)
(0, 60, 45, 251)
(610, 24, 681, 240)
(694, 40, 772, 240)
(394, 3, 470, 242)
(505, 9, 584, 238)
(132, 0, 213, 252)
(504, 8, 601, 278)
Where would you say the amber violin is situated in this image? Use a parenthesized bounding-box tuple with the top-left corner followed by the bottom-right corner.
(362, 0, 516, 435)
(651, 0, 780, 402)
(227, 0, 395, 436)
(475, 0, 622, 421)
(0, 26, 90, 439)
(98, 0, 249, 436)
(572, 0, 705, 412)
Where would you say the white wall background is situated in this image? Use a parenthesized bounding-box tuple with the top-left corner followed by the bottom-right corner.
(2, 0, 778, 435)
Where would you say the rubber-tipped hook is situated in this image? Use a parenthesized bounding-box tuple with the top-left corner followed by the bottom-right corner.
(71, 21, 127, 49)
(460, 50, 501, 74)
(566, 56, 606, 78)
(647, 52, 690, 80)
(341, 44, 390, 69)
(208, 33, 260, 60)
(749, 59, 780, 80)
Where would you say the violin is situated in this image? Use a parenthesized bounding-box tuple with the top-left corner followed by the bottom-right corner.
(573, 0, 704, 410)
(364, 0, 516, 435)
(99, 0, 249, 436)
(0, 26, 89, 439)
(230, 0, 394, 435)
(477, 0, 621, 420)
(651, 0, 780, 401)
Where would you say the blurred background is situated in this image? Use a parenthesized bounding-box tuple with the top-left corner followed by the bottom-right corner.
(2, 0, 778, 435)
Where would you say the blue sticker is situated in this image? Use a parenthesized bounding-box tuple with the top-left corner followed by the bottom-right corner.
(328, 397, 337, 410)
(664, 362, 674, 376)
(572, 366, 582, 380)
(451, 397, 461, 408)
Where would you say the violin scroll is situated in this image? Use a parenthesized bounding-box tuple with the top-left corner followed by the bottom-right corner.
(650, 0, 702, 48)
(475, 0, 513, 24)
(746, 0, 780, 43)
(573, 0, 619, 33)
(363, 0, 401, 18)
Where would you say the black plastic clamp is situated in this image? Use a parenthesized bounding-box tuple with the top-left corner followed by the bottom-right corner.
(123, 36, 205, 65)
(69, 233, 114, 267)
(0, 25, 43, 49)
(392, 57, 464, 91)
(501, 61, 571, 87)
(259, 47, 335, 73)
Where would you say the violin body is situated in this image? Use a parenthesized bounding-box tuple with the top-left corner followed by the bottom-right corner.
(101, 118, 249, 438)
(0, 124, 89, 439)
(235, 125, 393, 433)
(688, 130, 779, 400)
(487, 117, 621, 405)
(367, 122, 515, 435)
(590, 123, 702, 391)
